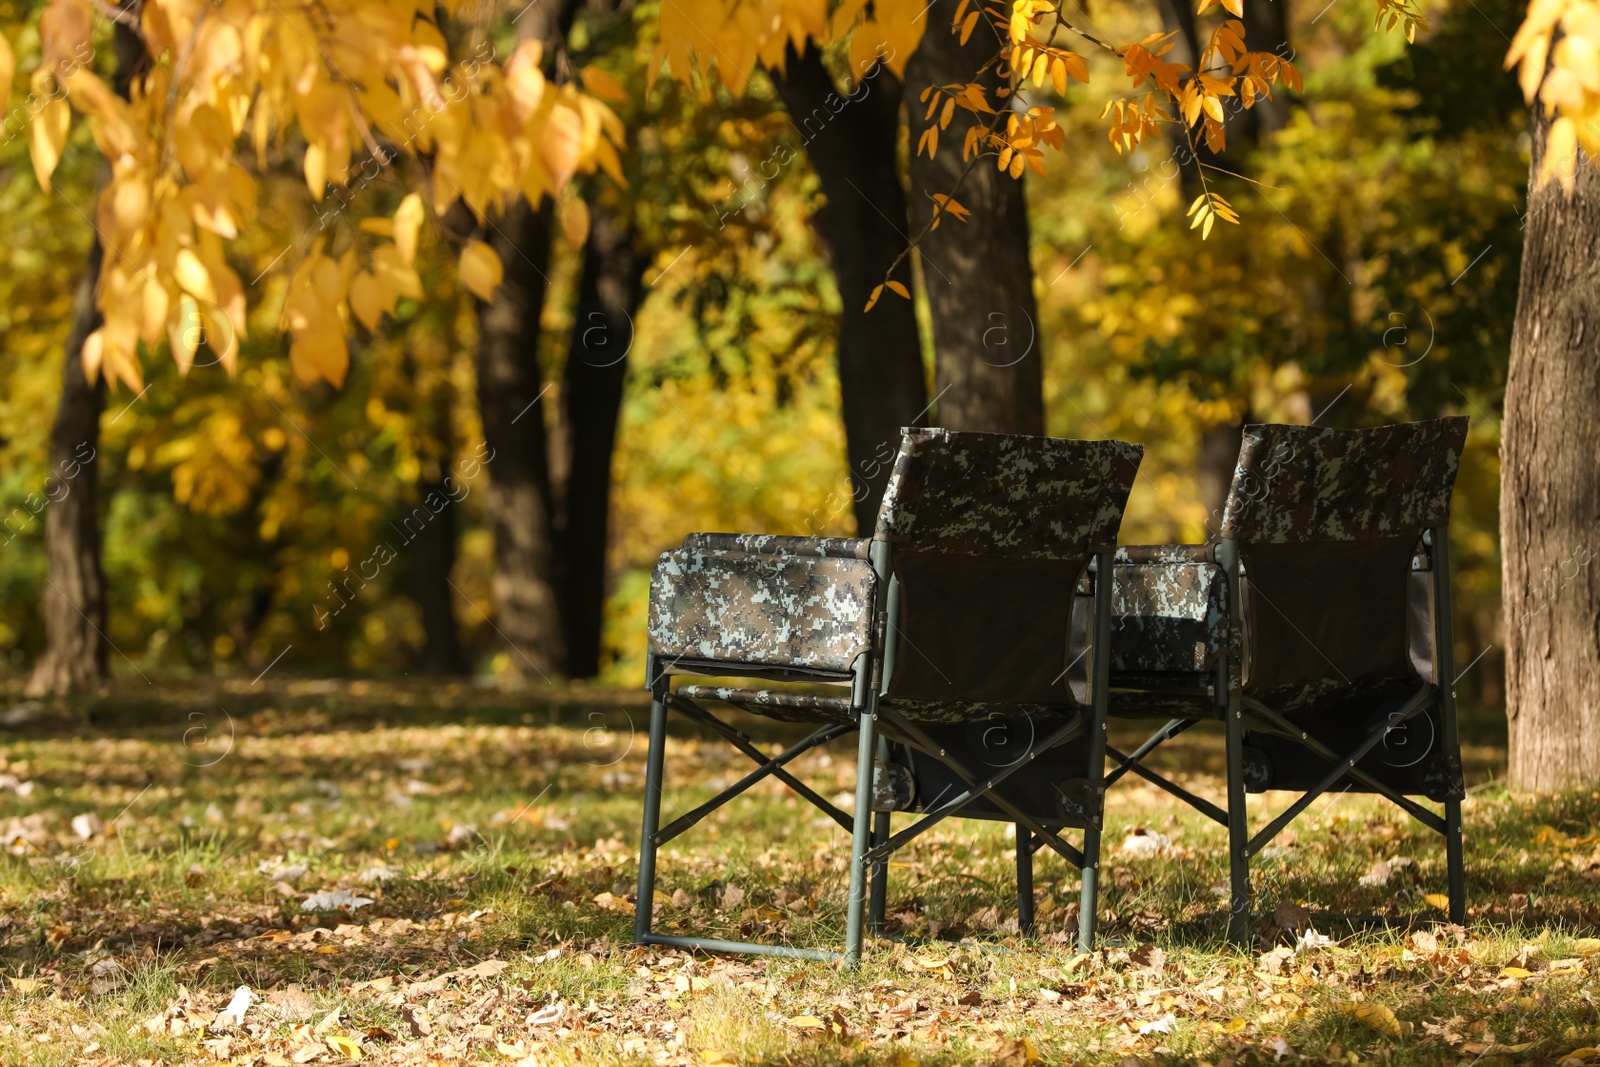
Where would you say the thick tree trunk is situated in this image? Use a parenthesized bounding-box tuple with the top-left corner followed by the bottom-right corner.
(24, 20, 140, 697)
(905, 1, 1044, 435)
(474, 195, 565, 678)
(555, 197, 645, 678)
(1502, 110, 1600, 792)
(24, 241, 109, 697)
(771, 45, 930, 529)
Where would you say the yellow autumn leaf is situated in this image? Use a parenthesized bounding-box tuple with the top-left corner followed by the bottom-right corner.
(591, 891, 632, 913)
(326, 1033, 362, 1060)
(787, 1015, 827, 1030)
(459, 240, 503, 302)
(349, 272, 387, 332)
(1499, 966, 1535, 978)
(0, 34, 13, 115)
(174, 249, 215, 302)
(80, 327, 104, 383)
(563, 197, 591, 248)
(371, 245, 424, 301)
(1573, 938, 1600, 956)
(289, 328, 349, 388)
(864, 284, 884, 312)
(393, 193, 425, 267)
(579, 64, 627, 102)
(304, 141, 327, 199)
(8, 977, 42, 994)
(30, 98, 71, 191)
(167, 296, 200, 366)
(1349, 1003, 1408, 1038)
(1423, 893, 1452, 910)
(885, 279, 910, 299)
(960, 10, 980, 45)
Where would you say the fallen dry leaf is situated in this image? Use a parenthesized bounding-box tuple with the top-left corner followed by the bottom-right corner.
(1349, 1003, 1410, 1038)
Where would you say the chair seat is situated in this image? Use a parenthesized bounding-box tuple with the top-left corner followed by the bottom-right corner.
(675, 685, 1080, 726)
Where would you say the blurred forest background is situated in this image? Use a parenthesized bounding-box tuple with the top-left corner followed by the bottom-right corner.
(0, 0, 1521, 703)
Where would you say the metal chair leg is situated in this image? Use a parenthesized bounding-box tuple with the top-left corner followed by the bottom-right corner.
(845, 708, 878, 965)
(1016, 825, 1035, 936)
(1446, 798, 1465, 924)
(1224, 695, 1252, 945)
(1078, 549, 1114, 952)
(869, 811, 890, 934)
(868, 736, 891, 934)
(634, 694, 669, 945)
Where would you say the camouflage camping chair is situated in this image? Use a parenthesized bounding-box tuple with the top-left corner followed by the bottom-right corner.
(636, 428, 1143, 962)
(1106, 418, 1469, 942)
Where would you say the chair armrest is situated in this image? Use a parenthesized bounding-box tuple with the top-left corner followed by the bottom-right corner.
(1110, 545, 1226, 674)
(1113, 543, 1215, 565)
(649, 538, 878, 674)
(680, 533, 872, 560)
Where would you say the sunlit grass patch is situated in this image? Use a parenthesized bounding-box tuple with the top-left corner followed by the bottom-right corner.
(0, 681, 1594, 1065)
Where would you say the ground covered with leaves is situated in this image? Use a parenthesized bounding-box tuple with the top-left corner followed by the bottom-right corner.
(0, 680, 1596, 1067)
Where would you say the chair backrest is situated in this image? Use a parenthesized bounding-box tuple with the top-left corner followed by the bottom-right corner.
(1218, 418, 1468, 708)
(873, 428, 1143, 706)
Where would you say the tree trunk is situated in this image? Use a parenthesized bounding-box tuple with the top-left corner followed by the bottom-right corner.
(770, 45, 930, 529)
(24, 20, 141, 697)
(1502, 109, 1600, 792)
(555, 196, 645, 678)
(905, 2, 1044, 435)
(409, 473, 469, 674)
(1236, 0, 1292, 144)
(474, 195, 565, 678)
(1198, 415, 1247, 533)
(24, 240, 109, 697)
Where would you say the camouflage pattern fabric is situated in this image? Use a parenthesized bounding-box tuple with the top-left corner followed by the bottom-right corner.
(681, 533, 871, 560)
(676, 686, 858, 726)
(648, 543, 876, 673)
(879, 697, 1081, 723)
(673, 684, 1080, 725)
(874, 428, 1143, 559)
(1115, 544, 1213, 565)
(1221, 418, 1468, 543)
(1110, 545, 1227, 673)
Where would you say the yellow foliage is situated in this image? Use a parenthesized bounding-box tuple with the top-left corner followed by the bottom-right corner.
(4, 0, 625, 389)
(1508, 0, 1600, 188)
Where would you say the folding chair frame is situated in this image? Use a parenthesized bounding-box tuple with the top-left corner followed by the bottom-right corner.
(1105, 529, 1466, 944)
(633, 545, 1117, 965)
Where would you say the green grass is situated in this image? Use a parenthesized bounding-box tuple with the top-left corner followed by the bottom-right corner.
(0, 678, 1595, 1066)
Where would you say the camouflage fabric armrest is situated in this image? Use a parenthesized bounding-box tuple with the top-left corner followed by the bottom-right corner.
(1113, 544, 1215, 565)
(679, 533, 872, 560)
(648, 538, 878, 674)
(1110, 545, 1226, 674)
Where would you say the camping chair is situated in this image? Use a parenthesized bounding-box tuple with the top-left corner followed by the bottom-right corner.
(635, 427, 1143, 962)
(1105, 417, 1470, 943)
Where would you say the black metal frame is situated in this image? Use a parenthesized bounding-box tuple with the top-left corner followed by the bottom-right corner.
(633, 544, 1117, 964)
(1105, 529, 1466, 943)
